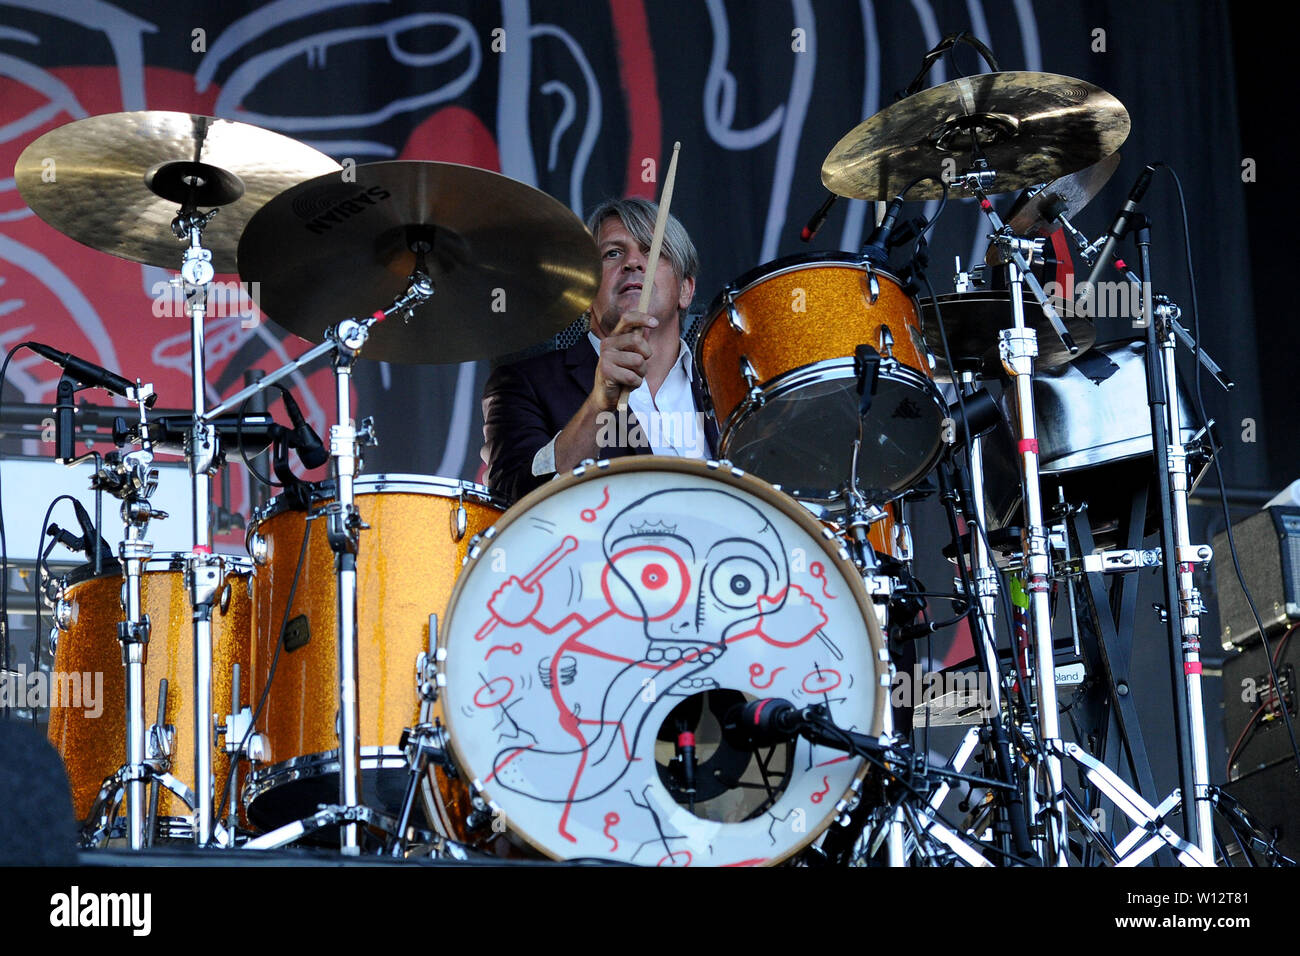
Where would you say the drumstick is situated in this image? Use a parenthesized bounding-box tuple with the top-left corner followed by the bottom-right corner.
(617, 141, 681, 413)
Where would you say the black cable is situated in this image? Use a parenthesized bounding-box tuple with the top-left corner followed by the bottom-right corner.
(237, 382, 290, 489)
(216, 509, 314, 824)
(31, 494, 81, 723)
(0, 342, 38, 687)
(1160, 165, 1300, 778)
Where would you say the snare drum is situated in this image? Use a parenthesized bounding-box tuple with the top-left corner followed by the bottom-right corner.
(47, 554, 254, 839)
(242, 475, 505, 833)
(436, 457, 890, 865)
(696, 252, 947, 508)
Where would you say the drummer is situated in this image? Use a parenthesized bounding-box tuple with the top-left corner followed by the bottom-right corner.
(481, 198, 719, 504)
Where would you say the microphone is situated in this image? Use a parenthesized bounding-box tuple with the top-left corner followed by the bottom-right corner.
(723, 698, 889, 757)
(800, 192, 839, 242)
(71, 497, 114, 565)
(280, 390, 329, 469)
(860, 195, 906, 265)
(29, 343, 156, 407)
(1081, 163, 1158, 295)
(46, 523, 86, 554)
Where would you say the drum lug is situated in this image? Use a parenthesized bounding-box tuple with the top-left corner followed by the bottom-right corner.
(248, 530, 268, 566)
(54, 596, 72, 630)
(862, 265, 881, 305)
(416, 650, 440, 702)
(876, 324, 894, 359)
(739, 356, 764, 408)
(147, 721, 176, 769)
(450, 501, 468, 543)
(723, 285, 746, 333)
(46, 626, 59, 658)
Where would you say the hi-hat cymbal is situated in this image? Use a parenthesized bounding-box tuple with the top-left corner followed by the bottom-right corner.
(14, 112, 341, 273)
(822, 72, 1130, 201)
(921, 290, 1096, 381)
(236, 161, 600, 365)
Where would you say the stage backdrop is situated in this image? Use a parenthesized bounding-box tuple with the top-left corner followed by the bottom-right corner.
(0, 1, 1270, 791)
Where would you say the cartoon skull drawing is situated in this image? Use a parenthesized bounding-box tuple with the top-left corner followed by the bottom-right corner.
(600, 488, 789, 662)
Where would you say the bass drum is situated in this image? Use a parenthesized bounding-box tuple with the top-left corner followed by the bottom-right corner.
(47, 554, 254, 840)
(695, 252, 947, 509)
(243, 475, 505, 835)
(436, 457, 889, 866)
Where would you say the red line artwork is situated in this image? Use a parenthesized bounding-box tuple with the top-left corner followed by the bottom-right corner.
(801, 668, 842, 695)
(580, 485, 611, 522)
(473, 675, 515, 709)
(485, 642, 522, 659)
(476, 535, 579, 641)
(748, 662, 786, 690)
(603, 812, 620, 851)
(809, 561, 836, 600)
(810, 776, 831, 803)
(656, 850, 693, 867)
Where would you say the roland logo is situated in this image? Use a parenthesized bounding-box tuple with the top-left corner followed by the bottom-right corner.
(305, 185, 392, 235)
(49, 886, 151, 936)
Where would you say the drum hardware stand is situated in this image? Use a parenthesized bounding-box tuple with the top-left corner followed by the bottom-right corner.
(387, 614, 465, 859)
(959, 163, 1078, 865)
(217, 662, 262, 839)
(73, 385, 196, 849)
(207, 273, 435, 854)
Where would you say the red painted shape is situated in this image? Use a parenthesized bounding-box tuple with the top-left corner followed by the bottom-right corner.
(810, 775, 831, 803)
(1185, 662, 1202, 675)
(609, 0, 661, 197)
(399, 105, 500, 170)
(1018, 438, 1039, 455)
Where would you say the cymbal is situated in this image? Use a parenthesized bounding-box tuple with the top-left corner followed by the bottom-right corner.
(822, 72, 1130, 201)
(237, 161, 600, 365)
(1001, 152, 1121, 237)
(920, 290, 1096, 381)
(14, 112, 340, 273)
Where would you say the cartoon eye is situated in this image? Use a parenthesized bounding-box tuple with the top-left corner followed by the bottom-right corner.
(602, 545, 691, 621)
(709, 557, 769, 610)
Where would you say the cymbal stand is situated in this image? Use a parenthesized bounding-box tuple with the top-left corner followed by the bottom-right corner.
(170, 203, 225, 846)
(225, 274, 434, 854)
(959, 163, 1075, 865)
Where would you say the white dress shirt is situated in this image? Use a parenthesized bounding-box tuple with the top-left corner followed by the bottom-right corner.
(531, 333, 707, 476)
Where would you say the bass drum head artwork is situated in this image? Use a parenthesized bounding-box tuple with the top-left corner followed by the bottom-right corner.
(439, 457, 888, 866)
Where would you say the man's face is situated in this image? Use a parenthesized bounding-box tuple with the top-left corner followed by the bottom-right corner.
(589, 216, 695, 336)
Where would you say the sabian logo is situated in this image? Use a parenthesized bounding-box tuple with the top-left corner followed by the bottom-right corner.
(304, 185, 391, 235)
(49, 886, 151, 936)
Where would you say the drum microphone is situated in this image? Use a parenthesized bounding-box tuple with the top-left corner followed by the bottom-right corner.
(860, 195, 906, 265)
(71, 497, 114, 565)
(280, 390, 329, 469)
(28, 342, 156, 407)
(1081, 162, 1159, 295)
(722, 698, 888, 757)
(800, 192, 839, 242)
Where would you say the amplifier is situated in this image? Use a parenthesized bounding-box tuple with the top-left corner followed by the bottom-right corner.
(1223, 633, 1300, 781)
(1215, 506, 1300, 649)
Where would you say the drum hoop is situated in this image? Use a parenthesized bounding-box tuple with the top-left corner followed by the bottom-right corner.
(437, 455, 891, 865)
(60, 551, 254, 591)
(251, 473, 505, 528)
(717, 356, 944, 446)
(243, 746, 408, 809)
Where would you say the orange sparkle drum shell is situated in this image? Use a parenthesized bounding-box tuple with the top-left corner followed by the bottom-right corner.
(47, 555, 254, 835)
(696, 253, 946, 506)
(242, 475, 504, 836)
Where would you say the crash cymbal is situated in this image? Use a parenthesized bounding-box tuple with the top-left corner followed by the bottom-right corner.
(14, 112, 340, 274)
(822, 72, 1129, 201)
(921, 290, 1096, 381)
(237, 161, 600, 365)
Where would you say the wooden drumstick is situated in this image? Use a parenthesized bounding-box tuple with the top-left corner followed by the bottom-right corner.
(617, 141, 681, 413)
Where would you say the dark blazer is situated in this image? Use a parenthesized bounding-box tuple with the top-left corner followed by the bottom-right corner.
(482, 337, 720, 505)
